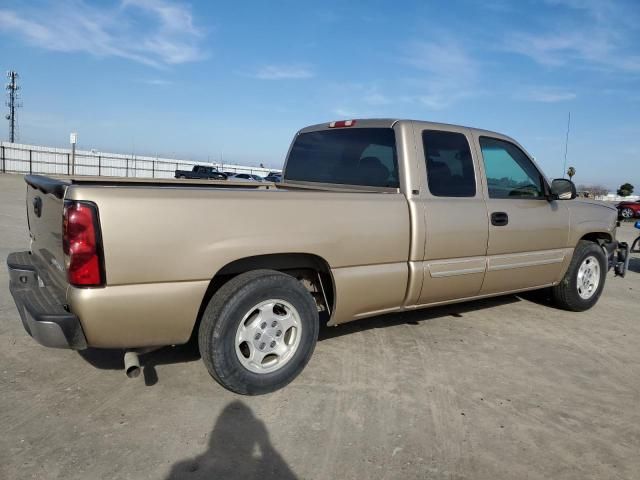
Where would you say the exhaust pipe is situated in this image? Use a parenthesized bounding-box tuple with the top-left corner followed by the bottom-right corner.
(124, 350, 141, 378)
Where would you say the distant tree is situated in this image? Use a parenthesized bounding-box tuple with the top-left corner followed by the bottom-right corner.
(577, 184, 609, 198)
(590, 185, 608, 197)
(617, 183, 634, 197)
(567, 166, 576, 180)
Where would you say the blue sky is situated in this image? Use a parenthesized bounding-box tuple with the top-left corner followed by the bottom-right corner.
(0, 0, 639, 188)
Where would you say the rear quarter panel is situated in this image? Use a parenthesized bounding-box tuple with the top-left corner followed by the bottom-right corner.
(65, 186, 411, 346)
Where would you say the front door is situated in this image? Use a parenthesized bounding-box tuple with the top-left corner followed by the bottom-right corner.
(473, 135, 571, 295)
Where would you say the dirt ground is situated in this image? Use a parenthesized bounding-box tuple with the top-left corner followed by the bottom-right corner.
(1, 173, 639, 480)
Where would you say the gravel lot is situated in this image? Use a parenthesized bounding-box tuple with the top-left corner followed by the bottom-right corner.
(1, 172, 639, 480)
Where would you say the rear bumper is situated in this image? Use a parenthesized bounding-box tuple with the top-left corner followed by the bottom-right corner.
(7, 251, 87, 349)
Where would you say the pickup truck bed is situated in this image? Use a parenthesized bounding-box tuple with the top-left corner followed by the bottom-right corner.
(27, 175, 272, 193)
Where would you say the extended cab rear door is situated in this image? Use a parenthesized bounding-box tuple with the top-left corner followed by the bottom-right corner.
(412, 123, 490, 306)
(471, 133, 571, 294)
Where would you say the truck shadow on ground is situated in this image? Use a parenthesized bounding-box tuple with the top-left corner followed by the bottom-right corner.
(165, 400, 297, 480)
(319, 294, 524, 341)
(80, 294, 532, 382)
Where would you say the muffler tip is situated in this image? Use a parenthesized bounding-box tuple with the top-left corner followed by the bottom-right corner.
(124, 351, 141, 379)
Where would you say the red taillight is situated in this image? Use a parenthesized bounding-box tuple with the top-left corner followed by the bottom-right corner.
(63, 201, 104, 287)
(328, 120, 356, 128)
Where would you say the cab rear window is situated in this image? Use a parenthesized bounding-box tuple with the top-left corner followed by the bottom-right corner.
(284, 128, 399, 188)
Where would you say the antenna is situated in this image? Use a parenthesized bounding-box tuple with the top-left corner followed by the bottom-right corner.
(5, 71, 22, 143)
(562, 111, 570, 178)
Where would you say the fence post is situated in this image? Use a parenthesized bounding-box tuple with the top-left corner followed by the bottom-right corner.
(29, 149, 32, 175)
(126, 158, 129, 177)
(152, 160, 155, 178)
(1, 145, 4, 173)
(98, 156, 101, 177)
(67, 153, 70, 175)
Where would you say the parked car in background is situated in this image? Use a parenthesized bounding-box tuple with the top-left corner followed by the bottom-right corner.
(228, 173, 264, 182)
(175, 165, 227, 180)
(264, 173, 282, 183)
(616, 200, 640, 219)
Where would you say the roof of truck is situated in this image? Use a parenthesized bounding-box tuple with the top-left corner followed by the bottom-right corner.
(298, 118, 510, 141)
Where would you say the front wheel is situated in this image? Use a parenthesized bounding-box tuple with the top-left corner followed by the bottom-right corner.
(552, 240, 607, 311)
(198, 270, 319, 395)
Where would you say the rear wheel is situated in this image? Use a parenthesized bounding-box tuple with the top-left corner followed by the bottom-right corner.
(552, 240, 606, 311)
(198, 269, 319, 395)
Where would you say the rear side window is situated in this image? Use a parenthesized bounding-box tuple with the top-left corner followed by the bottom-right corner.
(423, 130, 476, 197)
(479, 137, 544, 199)
(285, 128, 399, 188)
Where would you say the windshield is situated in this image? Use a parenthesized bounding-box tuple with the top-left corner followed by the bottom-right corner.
(284, 128, 399, 188)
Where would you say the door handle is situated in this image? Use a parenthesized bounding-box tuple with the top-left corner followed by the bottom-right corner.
(491, 212, 509, 226)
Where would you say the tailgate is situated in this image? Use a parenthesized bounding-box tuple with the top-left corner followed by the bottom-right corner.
(24, 175, 69, 289)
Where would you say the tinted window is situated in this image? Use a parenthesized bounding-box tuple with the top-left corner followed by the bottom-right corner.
(285, 128, 399, 188)
(480, 137, 544, 199)
(423, 130, 476, 197)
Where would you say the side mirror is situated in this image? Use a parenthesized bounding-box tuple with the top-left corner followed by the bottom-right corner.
(550, 178, 577, 200)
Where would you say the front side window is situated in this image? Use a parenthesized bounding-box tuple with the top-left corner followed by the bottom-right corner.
(423, 130, 476, 197)
(285, 128, 399, 188)
(480, 137, 544, 199)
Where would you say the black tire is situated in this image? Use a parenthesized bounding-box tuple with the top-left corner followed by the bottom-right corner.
(620, 207, 635, 220)
(552, 240, 607, 311)
(198, 269, 319, 395)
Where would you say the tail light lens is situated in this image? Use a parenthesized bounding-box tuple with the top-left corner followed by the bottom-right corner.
(63, 201, 105, 287)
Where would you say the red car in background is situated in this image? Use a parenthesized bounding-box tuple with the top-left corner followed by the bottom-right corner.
(617, 200, 640, 219)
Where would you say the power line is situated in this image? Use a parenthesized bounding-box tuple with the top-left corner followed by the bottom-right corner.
(5, 71, 21, 143)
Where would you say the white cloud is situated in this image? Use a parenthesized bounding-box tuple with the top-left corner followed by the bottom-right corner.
(504, 1, 640, 73)
(140, 78, 173, 86)
(402, 40, 479, 109)
(518, 87, 577, 103)
(0, 0, 206, 67)
(363, 91, 391, 106)
(252, 65, 314, 80)
(332, 108, 359, 118)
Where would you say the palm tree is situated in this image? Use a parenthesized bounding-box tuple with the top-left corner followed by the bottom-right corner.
(567, 166, 576, 180)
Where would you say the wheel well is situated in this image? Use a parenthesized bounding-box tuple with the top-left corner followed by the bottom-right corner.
(580, 232, 613, 245)
(191, 253, 335, 340)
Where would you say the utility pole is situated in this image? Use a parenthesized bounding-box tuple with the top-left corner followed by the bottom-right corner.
(562, 111, 571, 178)
(5, 71, 21, 143)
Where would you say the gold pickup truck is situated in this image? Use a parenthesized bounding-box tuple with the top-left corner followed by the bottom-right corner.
(7, 119, 630, 394)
